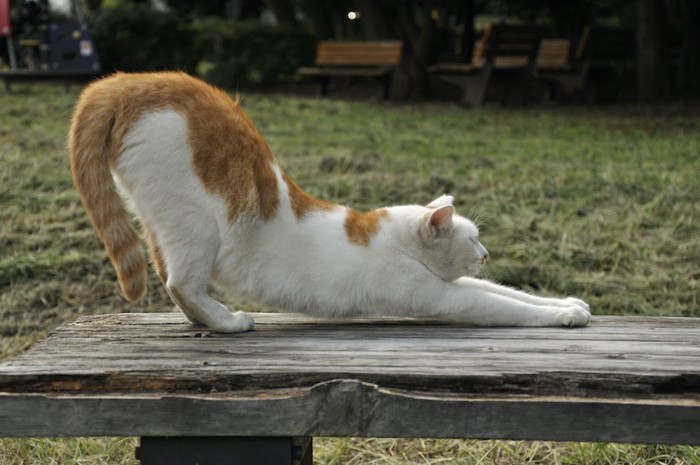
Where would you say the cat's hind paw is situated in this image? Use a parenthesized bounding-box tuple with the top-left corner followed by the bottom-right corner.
(556, 306, 591, 328)
(210, 311, 255, 333)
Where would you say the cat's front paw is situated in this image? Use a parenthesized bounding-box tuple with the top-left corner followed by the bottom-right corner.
(564, 297, 590, 312)
(210, 311, 255, 333)
(556, 306, 591, 328)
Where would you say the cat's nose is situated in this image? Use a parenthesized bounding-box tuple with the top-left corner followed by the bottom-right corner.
(481, 252, 489, 263)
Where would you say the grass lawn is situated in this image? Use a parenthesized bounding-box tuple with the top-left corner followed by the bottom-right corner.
(1, 84, 699, 464)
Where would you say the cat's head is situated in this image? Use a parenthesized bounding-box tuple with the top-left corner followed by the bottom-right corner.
(413, 195, 489, 281)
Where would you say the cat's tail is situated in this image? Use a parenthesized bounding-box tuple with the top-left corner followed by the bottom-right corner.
(68, 84, 148, 303)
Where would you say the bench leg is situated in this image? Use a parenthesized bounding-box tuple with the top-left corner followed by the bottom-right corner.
(501, 70, 535, 106)
(378, 74, 392, 99)
(318, 76, 330, 96)
(466, 68, 492, 107)
(432, 70, 491, 108)
(136, 436, 312, 465)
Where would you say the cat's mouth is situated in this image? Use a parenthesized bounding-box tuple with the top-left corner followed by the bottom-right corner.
(464, 262, 484, 278)
(433, 262, 484, 281)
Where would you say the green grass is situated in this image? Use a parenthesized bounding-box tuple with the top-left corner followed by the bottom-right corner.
(0, 438, 138, 465)
(1, 84, 699, 464)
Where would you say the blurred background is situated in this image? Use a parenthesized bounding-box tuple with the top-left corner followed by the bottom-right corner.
(1, 0, 698, 102)
(1, 1, 699, 464)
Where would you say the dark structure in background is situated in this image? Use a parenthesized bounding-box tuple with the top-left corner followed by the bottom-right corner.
(198, 0, 700, 101)
(3, 0, 698, 102)
(344, 0, 699, 101)
(0, 0, 100, 90)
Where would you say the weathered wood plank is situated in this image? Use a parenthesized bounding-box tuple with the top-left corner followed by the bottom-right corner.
(1, 381, 699, 444)
(0, 313, 699, 443)
(2, 314, 699, 396)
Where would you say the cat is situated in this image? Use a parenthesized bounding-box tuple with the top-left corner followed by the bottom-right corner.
(68, 71, 591, 333)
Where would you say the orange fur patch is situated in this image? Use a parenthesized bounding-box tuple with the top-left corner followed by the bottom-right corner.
(70, 72, 354, 303)
(75, 72, 280, 222)
(344, 208, 389, 246)
(283, 173, 334, 220)
(187, 85, 280, 221)
(143, 224, 168, 284)
(69, 72, 283, 303)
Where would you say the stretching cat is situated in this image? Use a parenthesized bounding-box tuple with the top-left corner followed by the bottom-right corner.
(68, 72, 590, 332)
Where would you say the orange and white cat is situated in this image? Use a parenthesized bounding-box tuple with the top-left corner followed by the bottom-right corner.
(69, 72, 590, 332)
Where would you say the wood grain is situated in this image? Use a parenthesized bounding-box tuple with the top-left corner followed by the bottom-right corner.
(0, 313, 698, 444)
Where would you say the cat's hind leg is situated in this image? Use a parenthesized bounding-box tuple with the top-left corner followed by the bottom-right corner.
(159, 223, 254, 333)
(142, 222, 207, 327)
(167, 282, 254, 333)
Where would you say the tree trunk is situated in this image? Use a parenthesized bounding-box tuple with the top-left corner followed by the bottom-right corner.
(267, 0, 299, 28)
(300, 0, 334, 39)
(680, 0, 700, 99)
(636, 0, 670, 102)
(396, 3, 434, 99)
(85, 0, 103, 13)
(547, 0, 595, 45)
(460, 0, 475, 63)
(355, 0, 394, 39)
(355, 0, 434, 99)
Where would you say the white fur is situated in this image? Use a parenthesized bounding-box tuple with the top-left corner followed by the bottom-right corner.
(114, 109, 591, 332)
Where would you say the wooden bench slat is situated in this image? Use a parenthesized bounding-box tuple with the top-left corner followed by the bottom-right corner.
(2, 313, 699, 397)
(315, 52, 401, 64)
(536, 39, 572, 70)
(297, 67, 393, 78)
(315, 55, 399, 66)
(316, 41, 403, 66)
(0, 313, 699, 445)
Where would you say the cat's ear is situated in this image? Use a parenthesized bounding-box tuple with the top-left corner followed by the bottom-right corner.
(426, 195, 454, 209)
(426, 205, 455, 237)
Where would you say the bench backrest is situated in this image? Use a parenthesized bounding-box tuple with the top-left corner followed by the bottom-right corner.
(536, 39, 571, 69)
(481, 23, 541, 61)
(315, 41, 403, 67)
(471, 23, 541, 68)
(478, 25, 633, 72)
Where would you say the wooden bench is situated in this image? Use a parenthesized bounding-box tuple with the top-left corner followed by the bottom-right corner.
(1, 313, 699, 464)
(463, 38, 571, 71)
(428, 23, 542, 107)
(537, 26, 635, 101)
(298, 41, 403, 98)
